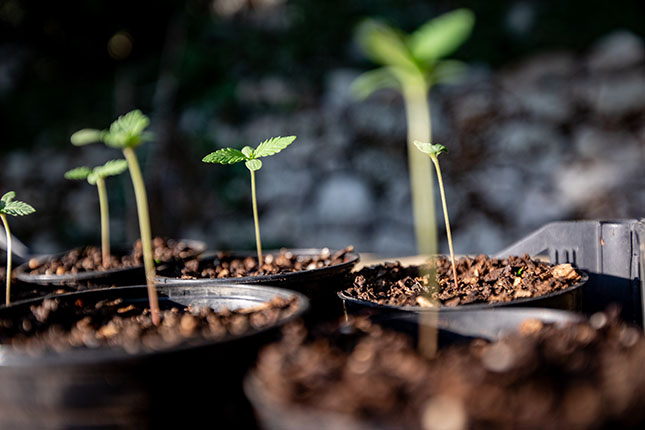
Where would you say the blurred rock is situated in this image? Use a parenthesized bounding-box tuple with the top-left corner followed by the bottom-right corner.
(587, 31, 645, 73)
(315, 174, 374, 225)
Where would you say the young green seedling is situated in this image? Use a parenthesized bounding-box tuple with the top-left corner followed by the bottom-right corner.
(413, 140, 459, 290)
(0, 191, 35, 305)
(202, 136, 296, 266)
(70, 110, 160, 326)
(65, 159, 128, 268)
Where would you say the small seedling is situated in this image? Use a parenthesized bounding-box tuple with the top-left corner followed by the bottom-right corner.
(414, 140, 458, 290)
(65, 159, 128, 268)
(202, 136, 296, 266)
(70, 110, 160, 325)
(0, 191, 35, 305)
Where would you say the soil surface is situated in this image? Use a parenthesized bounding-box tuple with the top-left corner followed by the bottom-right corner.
(26, 237, 201, 276)
(165, 246, 354, 280)
(0, 293, 300, 355)
(253, 308, 645, 429)
(344, 254, 582, 307)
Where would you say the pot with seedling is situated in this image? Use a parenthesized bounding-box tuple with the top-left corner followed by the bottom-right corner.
(0, 110, 311, 429)
(14, 114, 205, 297)
(155, 135, 359, 317)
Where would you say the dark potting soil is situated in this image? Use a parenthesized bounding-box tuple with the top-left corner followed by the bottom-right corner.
(170, 246, 354, 280)
(344, 254, 582, 307)
(26, 237, 199, 276)
(253, 309, 645, 429)
(0, 294, 300, 355)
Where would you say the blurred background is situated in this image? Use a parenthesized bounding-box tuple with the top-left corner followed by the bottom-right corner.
(0, 0, 643, 257)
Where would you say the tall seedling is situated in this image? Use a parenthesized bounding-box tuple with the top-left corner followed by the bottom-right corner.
(65, 160, 128, 268)
(202, 136, 296, 266)
(71, 110, 160, 325)
(352, 9, 474, 257)
(0, 192, 35, 305)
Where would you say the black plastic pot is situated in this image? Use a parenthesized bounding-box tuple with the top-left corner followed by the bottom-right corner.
(0, 282, 308, 429)
(156, 248, 360, 319)
(338, 271, 588, 317)
(13, 239, 206, 289)
(244, 307, 582, 430)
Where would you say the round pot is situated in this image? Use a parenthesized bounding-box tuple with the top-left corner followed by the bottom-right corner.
(0, 282, 307, 429)
(156, 248, 360, 319)
(13, 239, 206, 289)
(244, 307, 582, 430)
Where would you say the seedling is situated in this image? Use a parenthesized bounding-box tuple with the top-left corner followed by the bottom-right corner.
(202, 136, 296, 266)
(0, 191, 35, 305)
(414, 140, 459, 290)
(352, 9, 474, 257)
(65, 159, 128, 268)
(70, 110, 160, 325)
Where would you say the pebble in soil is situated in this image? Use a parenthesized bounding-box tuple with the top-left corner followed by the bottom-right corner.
(169, 246, 354, 280)
(0, 294, 300, 356)
(344, 254, 582, 307)
(253, 308, 645, 429)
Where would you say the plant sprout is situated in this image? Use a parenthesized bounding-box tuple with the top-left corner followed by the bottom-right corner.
(65, 159, 128, 268)
(202, 136, 296, 265)
(0, 191, 35, 305)
(70, 110, 160, 325)
(352, 9, 474, 257)
(414, 140, 459, 290)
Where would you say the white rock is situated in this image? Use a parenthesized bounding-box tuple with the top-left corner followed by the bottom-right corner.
(587, 30, 645, 73)
(315, 174, 374, 224)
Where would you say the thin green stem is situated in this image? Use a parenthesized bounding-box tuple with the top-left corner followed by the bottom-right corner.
(123, 147, 160, 326)
(1, 214, 11, 305)
(430, 156, 459, 290)
(96, 177, 110, 268)
(250, 169, 263, 266)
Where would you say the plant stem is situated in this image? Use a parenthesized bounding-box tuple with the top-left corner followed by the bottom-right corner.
(123, 147, 160, 326)
(430, 155, 459, 290)
(96, 177, 110, 268)
(250, 169, 263, 266)
(1, 214, 11, 305)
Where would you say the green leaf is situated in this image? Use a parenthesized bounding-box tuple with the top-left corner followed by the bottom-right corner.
(245, 159, 263, 171)
(64, 167, 92, 181)
(1, 191, 15, 207)
(102, 109, 152, 149)
(254, 136, 296, 158)
(0, 192, 35, 217)
(70, 129, 103, 146)
(242, 146, 255, 158)
(407, 9, 474, 65)
(413, 140, 447, 157)
(351, 67, 401, 100)
(96, 159, 128, 178)
(202, 148, 247, 164)
(429, 59, 468, 86)
(355, 19, 417, 71)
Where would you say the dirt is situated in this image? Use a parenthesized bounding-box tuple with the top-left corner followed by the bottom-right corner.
(252, 308, 645, 429)
(164, 246, 355, 280)
(344, 254, 582, 307)
(0, 293, 300, 355)
(26, 237, 201, 276)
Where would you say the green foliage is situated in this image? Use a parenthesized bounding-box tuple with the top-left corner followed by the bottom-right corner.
(352, 9, 474, 98)
(413, 140, 447, 158)
(70, 110, 153, 149)
(0, 192, 36, 217)
(202, 136, 296, 172)
(65, 159, 128, 185)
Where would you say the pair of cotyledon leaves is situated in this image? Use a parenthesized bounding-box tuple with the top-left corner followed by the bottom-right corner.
(0, 192, 35, 217)
(65, 160, 129, 185)
(413, 140, 447, 158)
(202, 136, 296, 171)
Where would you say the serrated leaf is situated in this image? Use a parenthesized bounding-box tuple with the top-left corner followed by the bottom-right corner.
(356, 19, 417, 71)
(407, 9, 474, 65)
(413, 140, 447, 157)
(1, 191, 15, 206)
(245, 159, 263, 171)
(102, 110, 152, 149)
(351, 67, 401, 100)
(64, 167, 92, 181)
(242, 146, 254, 158)
(254, 136, 296, 158)
(202, 148, 246, 164)
(71, 129, 103, 146)
(96, 159, 128, 178)
(2, 200, 35, 217)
